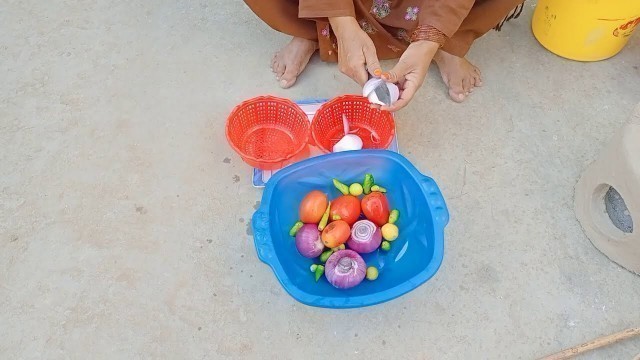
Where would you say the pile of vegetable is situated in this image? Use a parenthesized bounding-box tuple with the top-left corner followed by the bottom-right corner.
(289, 174, 400, 289)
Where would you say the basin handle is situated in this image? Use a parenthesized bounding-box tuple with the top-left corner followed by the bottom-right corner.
(419, 176, 450, 228)
(252, 209, 274, 264)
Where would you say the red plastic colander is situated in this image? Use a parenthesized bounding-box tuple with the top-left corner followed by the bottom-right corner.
(226, 96, 310, 170)
(311, 95, 396, 153)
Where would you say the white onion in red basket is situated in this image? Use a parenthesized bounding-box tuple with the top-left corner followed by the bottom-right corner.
(333, 134, 363, 152)
(325, 250, 366, 289)
(333, 114, 363, 152)
(295, 224, 324, 258)
(346, 220, 382, 254)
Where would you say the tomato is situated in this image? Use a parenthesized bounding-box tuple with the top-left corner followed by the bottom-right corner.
(329, 195, 361, 225)
(361, 192, 390, 227)
(299, 190, 329, 224)
(321, 220, 351, 248)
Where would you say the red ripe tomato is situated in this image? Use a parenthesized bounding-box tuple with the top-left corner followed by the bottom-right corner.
(361, 192, 389, 227)
(329, 195, 361, 225)
(321, 220, 351, 248)
(299, 190, 328, 224)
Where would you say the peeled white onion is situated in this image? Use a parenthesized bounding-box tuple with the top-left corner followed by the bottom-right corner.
(333, 134, 363, 152)
(362, 78, 400, 106)
(332, 114, 364, 152)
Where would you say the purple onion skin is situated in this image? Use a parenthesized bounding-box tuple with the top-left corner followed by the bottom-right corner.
(295, 224, 324, 258)
(325, 250, 366, 289)
(346, 220, 382, 254)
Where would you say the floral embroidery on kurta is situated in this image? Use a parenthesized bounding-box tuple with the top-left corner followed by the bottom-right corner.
(371, 0, 391, 19)
(321, 24, 330, 38)
(359, 19, 377, 34)
(387, 44, 401, 52)
(405, 6, 419, 21)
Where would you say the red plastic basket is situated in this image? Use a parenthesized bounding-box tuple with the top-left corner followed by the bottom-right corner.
(311, 95, 396, 153)
(226, 96, 310, 170)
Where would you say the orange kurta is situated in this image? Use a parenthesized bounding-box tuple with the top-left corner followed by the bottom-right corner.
(244, 0, 525, 60)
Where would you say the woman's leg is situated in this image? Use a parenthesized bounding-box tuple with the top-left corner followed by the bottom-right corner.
(443, 0, 525, 56)
(244, 0, 319, 88)
(244, 0, 317, 40)
(435, 0, 526, 102)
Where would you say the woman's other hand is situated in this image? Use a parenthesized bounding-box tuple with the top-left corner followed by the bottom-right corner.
(329, 16, 382, 86)
(379, 40, 439, 112)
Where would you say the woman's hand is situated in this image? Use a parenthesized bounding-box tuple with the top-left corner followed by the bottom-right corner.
(329, 16, 382, 86)
(379, 40, 439, 112)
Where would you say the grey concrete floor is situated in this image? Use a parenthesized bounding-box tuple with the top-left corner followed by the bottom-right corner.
(1, 1, 639, 359)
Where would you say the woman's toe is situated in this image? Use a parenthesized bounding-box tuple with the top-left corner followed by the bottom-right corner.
(473, 69, 483, 86)
(468, 74, 477, 91)
(473, 74, 482, 87)
(279, 66, 299, 89)
(275, 63, 285, 78)
(462, 77, 472, 94)
(448, 80, 466, 103)
(449, 89, 466, 102)
(279, 78, 296, 89)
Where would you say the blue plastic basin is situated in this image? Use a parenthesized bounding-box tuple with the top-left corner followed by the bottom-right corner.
(252, 150, 449, 308)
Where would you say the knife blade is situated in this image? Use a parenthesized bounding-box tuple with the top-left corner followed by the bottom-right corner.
(373, 82, 392, 106)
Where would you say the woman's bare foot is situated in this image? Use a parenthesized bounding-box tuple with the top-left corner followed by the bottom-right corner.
(271, 37, 318, 89)
(433, 50, 483, 103)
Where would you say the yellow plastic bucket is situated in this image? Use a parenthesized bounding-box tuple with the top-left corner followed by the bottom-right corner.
(532, 0, 640, 61)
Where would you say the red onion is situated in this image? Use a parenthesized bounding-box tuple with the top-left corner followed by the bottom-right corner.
(295, 224, 324, 258)
(325, 250, 366, 289)
(347, 220, 382, 254)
